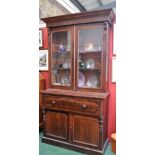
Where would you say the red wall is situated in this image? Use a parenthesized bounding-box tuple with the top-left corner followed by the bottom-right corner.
(39, 26, 116, 140)
(108, 25, 116, 140)
(39, 28, 50, 88)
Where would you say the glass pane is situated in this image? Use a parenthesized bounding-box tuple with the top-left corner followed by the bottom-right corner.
(78, 28, 103, 88)
(52, 31, 71, 86)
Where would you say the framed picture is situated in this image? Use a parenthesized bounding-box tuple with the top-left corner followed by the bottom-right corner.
(112, 57, 116, 83)
(39, 50, 48, 71)
(39, 30, 43, 47)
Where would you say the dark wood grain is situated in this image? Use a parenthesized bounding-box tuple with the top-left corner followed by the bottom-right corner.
(45, 110, 68, 141)
(41, 88, 109, 99)
(72, 115, 99, 147)
(43, 95, 100, 115)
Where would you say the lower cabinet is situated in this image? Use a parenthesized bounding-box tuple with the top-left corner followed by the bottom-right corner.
(42, 91, 109, 155)
(45, 111, 68, 141)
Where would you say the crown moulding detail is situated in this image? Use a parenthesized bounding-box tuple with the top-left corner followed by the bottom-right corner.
(42, 9, 115, 28)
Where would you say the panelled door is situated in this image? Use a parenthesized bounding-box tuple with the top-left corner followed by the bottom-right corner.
(45, 110, 69, 141)
(71, 115, 100, 148)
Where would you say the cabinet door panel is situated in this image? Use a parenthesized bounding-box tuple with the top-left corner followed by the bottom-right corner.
(75, 25, 104, 90)
(45, 111, 68, 140)
(50, 26, 74, 89)
(73, 115, 99, 147)
(75, 23, 109, 92)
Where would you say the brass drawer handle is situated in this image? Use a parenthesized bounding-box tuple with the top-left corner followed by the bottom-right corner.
(52, 100, 56, 104)
(81, 104, 87, 109)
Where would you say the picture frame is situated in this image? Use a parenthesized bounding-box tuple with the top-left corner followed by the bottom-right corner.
(39, 30, 43, 47)
(39, 50, 48, 71)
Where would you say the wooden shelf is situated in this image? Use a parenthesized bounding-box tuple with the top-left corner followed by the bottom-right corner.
(52, 51, 71, 53)
(52, 60, 70, 63)
(79, 51, 102, 54)
(53, 68, 70, 70)
(52, 83, 71, 86)
(79, 68, 101, 71)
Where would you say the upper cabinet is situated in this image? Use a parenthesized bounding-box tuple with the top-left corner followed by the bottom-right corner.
(42, 9, 115, 92)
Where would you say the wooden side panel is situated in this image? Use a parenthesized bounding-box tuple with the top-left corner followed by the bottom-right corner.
(102, 97, 109, 143)
(45, 111, 68, 140)
(39, 93, 43, 126)
(72, 115, 99, 148)
(39, 76, 46, 128)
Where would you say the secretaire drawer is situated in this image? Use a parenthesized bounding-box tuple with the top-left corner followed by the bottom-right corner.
(42, 95, 101, 115)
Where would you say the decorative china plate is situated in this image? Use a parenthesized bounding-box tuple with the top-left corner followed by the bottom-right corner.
(78, 71, 85, 87)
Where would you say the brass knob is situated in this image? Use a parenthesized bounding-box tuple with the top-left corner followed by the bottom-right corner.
(52, 100, 56, 104)
(82, 104, 87, 109)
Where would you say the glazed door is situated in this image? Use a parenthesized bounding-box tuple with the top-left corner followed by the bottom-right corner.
(75, 23, 108, 92)
(50, 26, 74, 89)
(45, 110, 69, 141)
(71, 115, 100, 148)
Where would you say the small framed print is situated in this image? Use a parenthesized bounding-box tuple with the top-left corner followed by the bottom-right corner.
(39, 30, 43, 47)
(39, 50, 48, 71)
